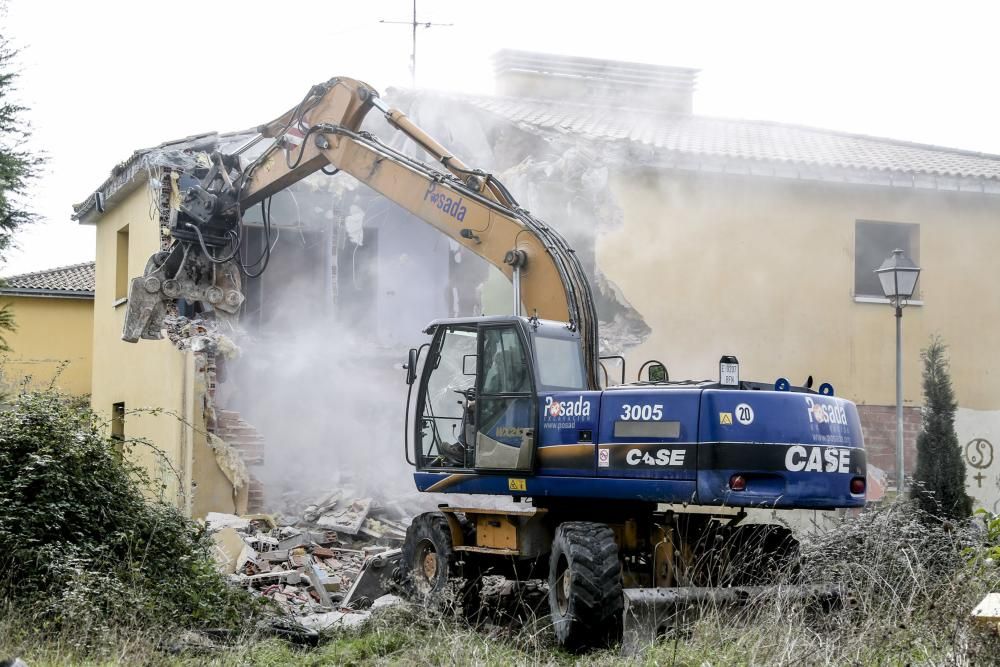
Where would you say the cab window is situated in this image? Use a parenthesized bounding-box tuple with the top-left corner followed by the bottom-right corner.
(534, 335, 586, 390)
(480, 327, 531, 394)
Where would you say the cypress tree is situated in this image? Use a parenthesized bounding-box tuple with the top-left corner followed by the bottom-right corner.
(912, 337, 973, 520)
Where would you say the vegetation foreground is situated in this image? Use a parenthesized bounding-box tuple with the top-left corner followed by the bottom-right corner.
(1, 391, 998, 666)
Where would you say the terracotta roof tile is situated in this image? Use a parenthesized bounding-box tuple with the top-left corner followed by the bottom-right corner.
(0, 261, 95, 297)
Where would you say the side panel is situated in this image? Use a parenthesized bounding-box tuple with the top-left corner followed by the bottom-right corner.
(596, 388, 700, 480)
(413, 471, 697, 503)
(534, 391, 601, 476)
(697, 390, 866, 508)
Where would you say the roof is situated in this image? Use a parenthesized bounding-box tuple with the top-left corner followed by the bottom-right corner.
(404, 91, 1000, 193)
(72, 130, 261, 224)
(73, 85, 1000, 225)
(0, 261, 96, 299)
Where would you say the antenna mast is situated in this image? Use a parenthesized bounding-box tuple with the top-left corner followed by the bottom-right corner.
(379, 0, 453, 87)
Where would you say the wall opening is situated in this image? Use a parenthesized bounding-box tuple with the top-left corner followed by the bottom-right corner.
(854, 220, 920, 298)
(115, 225, 130, 302)
(111, 401, 125, 454)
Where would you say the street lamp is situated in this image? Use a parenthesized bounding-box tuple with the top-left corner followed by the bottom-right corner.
(875, 248, 921, 494)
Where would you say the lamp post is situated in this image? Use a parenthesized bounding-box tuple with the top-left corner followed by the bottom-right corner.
(875, 249, 921, 494)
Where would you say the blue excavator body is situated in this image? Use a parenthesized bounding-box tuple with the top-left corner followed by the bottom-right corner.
(409, 316, 866, 510)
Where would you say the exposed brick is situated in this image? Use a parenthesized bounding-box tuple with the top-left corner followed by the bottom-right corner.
(858, 404, 922, 485)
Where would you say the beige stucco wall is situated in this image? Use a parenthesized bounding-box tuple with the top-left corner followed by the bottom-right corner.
(602, 171, 1000, 412)
(89, 184, 244, 517)
(0, 295, 93, 396)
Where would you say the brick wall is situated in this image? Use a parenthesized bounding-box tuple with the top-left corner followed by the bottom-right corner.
(215, 409, 266, 513)
(857, 404, 922, 487)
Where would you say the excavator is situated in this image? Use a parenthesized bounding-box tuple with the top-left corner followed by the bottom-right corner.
(121, 77, 867, 650)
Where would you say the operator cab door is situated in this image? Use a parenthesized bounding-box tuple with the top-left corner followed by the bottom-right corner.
(416, 324, 479, 469)
(474, 324, 537, 472)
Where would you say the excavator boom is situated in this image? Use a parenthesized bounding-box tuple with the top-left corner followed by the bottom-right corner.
(122, 77, 599, 388)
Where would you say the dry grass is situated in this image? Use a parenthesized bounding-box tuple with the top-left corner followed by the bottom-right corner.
(2, 500, 998, 666)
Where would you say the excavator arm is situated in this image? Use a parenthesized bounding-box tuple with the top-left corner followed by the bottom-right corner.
(121, 77, 599, 388)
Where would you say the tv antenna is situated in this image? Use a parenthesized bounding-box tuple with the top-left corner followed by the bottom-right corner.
(379, 0, 453, 87)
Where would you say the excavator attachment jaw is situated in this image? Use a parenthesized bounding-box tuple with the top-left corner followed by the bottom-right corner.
(121, 150, 245, 343)
(121, 243, 243, 343)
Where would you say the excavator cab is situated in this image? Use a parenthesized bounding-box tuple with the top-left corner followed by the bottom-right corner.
(409, 315, 585, 474)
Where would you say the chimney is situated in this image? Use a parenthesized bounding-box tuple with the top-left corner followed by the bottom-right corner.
(492, 49, 698, 113)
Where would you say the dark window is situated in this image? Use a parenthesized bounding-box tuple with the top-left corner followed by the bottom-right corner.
(115, 226, 130, 301)
(854, 221, 919, 298)
(111, 402, 125, 455)
(111, 402, 125, 440)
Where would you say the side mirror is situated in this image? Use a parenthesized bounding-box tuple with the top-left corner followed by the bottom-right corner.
(463, 354, 478, 376)
(405, 348, 418, 385)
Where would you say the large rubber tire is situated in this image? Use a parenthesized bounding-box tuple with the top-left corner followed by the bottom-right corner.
(402, 512, 454, 601)
(402, 512, 480, 616)
(548, 522, 623, 651)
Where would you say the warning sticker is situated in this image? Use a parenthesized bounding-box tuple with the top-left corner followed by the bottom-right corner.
(508, 478, 527, 492)
(598, 448, 610, 468)
(719, 412, 733, 425)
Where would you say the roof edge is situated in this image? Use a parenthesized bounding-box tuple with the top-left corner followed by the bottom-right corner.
(0, 288, 94, 299)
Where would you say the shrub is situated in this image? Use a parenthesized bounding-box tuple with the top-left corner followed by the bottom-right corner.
(0, 390, 259, 640)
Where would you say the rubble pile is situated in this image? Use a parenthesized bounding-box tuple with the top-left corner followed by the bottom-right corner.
(206, 489, 409, 631)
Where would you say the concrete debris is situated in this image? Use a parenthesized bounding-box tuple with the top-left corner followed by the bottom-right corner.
(204, 488, 409, 621)
(297, 609, 370, 632)
(162, 315, 239, 357)
(206, 512, 251, 532)
(971, 593, 1000, 631)
(315, 497, 372, 535)
(211, 527, 257, 575)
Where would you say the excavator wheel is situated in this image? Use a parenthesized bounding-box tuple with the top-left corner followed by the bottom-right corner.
(402, 511, 481, 617)
(548, 522, 624, 651)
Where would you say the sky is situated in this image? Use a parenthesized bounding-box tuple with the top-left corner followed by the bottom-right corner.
(3, 0, 999, 276)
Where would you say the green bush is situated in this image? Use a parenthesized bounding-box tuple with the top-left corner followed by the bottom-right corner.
(0, 390, 259, 639)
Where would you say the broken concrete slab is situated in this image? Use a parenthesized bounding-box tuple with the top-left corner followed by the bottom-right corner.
(212, 527, 257, 574)
(279, 531, 329, 551)
(243, 569, 302, 586)
(316, 497, 372, 535)
(371, 594, 403, 610)
(297, 609, 369, 632)
(303, 490, 342, 523)
(971, 592, 1000, 630)
(359, 518, 406, 542)
(205, 512, 251, 532)
(262, 549, 289, 563)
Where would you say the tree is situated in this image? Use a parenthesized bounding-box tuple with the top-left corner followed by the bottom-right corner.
(0, 31, 41, 255)
(912, 336, 973, 520)
(0, 26, 43, 349)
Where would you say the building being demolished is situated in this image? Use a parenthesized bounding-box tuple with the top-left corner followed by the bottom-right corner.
(75, 49, 1000, 517)
(73, 53, 658, 517)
